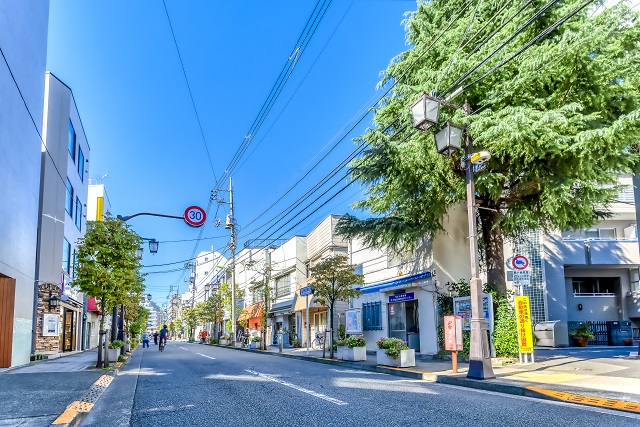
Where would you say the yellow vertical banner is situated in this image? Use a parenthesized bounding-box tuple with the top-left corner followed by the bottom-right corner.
(515, 296, 534, 353)
(96, 197, 104, 221)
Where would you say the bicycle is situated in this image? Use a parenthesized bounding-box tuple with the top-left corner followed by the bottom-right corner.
(159, 337, 166, 352)
(240, 334, 249, 348)
(311, 332, 325, 350)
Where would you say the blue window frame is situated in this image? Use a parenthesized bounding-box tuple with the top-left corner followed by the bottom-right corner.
(62, 238, 71, 274)
(77, 148, 84, 181)
(65, 178, 74, 216)
(75, 197, 82, 231)
(363, 301, 382, 331)
(68, 120, 76, 161)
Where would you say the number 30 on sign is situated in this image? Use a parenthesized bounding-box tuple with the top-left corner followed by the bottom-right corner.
(184, 206, 206, 228)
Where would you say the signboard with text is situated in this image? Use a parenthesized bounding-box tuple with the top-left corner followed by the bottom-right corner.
(515, 296, 534, 354)
(300, 286, 313, 297)
(444, 315, 463, 351)
(453, 293, 494, 332)
(389, 292, 415, 303)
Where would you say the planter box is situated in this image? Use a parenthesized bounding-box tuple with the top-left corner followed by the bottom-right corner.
(337, 346, 366, 361)
(106, 348, 120, 362)
(376, 349, 415, 368)
(219, 339, 229, 346)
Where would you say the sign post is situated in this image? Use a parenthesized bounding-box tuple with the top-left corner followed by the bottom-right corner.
(300, 286, 313, 356)
(515, 296, 534, 364)
(444, 315, 463, 373)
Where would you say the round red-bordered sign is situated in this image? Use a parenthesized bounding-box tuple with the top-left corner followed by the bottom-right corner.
(184, 205, 206, 227)
(512, 255, 529, 270)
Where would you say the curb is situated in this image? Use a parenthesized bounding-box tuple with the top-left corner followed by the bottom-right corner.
(50, 349, 134, 427)
(213, 344, 640, 415)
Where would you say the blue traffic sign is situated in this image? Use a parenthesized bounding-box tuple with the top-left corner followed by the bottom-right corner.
(300, 286, 313, 297)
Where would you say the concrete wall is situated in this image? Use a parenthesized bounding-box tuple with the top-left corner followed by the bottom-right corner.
(564, 267, 631, 322)
(0, 0, 50, 366)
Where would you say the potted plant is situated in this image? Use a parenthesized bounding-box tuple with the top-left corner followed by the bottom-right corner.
(376, 337, 415, 367)
(336, 335, 367, 361)
(219, 334, 229, 346)
(569, 322, 594, 347)
(107, 339, 124, 361)
(249, 336, 261, 349)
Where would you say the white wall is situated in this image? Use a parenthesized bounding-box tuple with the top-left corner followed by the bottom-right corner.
(0, 0, 50, 366)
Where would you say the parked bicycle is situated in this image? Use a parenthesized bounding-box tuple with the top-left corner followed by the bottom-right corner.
(311, 332, 325, 350)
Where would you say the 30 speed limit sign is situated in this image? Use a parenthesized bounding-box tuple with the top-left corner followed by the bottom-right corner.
(183, 206, 206, 227)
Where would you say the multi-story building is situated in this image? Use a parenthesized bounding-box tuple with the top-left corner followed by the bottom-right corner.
(0, 0, 50, 368)
(33, 73, 91, 357)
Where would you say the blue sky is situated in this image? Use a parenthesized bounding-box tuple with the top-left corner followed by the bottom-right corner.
(46, 0, 416, 306)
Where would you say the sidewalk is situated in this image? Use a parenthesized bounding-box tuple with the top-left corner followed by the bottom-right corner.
(214, 343, 640, 414)
(0, 349, 124, 426)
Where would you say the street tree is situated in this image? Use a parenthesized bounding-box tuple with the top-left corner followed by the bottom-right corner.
(218, 282, 245, 338)
(182, 307, 199, 341)
(336, 1, 640, 293)
(197, 292, 224, 339)
(309, 255, 363, 358)
(75, 214, 143, 368)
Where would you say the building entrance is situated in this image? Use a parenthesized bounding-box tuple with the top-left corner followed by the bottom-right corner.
(388, 299, 420, 352)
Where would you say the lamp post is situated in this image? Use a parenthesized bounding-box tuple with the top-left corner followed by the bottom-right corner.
(411, 94, 495, 380)
(136, 238, 159, 259)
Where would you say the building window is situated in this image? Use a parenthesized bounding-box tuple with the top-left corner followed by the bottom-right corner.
(75, 197, 82, 230)
(631, 270, 639, 294)
(77, 148, 84, 181)
(275, 275, 291, 298)
(205, 257, 209, 262)
(363, 302, 382, 330)
(65, 179, 74, 216)
(68, 121, 76, 161)
(572, 277, 619, 296)
(62, 238, 71, 274)
(72, 251, 78, 279)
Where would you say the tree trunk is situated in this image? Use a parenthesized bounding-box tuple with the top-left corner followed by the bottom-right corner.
(96, 301, 106, 368)
(479, 206, 506, 294)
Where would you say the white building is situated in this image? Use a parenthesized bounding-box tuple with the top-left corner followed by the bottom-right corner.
(351, 206, 471, 355)
(0, 0, 50, 368)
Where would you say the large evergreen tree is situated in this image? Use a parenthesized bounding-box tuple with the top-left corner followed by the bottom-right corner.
(338, 0, 640, 292)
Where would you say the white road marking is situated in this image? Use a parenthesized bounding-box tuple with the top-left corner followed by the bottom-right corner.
(179, 347, 189, 350)
(245, 370, 347, 406)
(196, 353, 216, 360)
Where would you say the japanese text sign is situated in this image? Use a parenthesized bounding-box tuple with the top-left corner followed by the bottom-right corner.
(444, 315, 463, 351)
(515, 296, 534, 354)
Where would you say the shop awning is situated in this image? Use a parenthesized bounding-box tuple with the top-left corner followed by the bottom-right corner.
(87, 297, 101, 313)
(358, 271, 433, 294)
(270, 299, 293, 315)
(239, 302, 264, 322)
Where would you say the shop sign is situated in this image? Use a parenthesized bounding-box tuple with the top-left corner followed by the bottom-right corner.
(345, 309, 362, 334)
(42, 314, 59, 337)
(515, 296, 534, 353)
(444, 315, 463, 351)
(453, 294, 494, 332)
(389, 292, 414, 303)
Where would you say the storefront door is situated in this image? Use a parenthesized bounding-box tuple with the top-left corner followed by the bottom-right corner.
(388, 300, 420, 351)
(60, 309, 75, 352)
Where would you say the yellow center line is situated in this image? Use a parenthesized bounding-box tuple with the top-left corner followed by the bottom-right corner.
(526, 386, 640, 414)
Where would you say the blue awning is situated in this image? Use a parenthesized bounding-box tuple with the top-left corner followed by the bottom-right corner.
(358, 271, 432, 294)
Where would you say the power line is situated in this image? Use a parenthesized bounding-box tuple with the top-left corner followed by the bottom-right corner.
(162, 0, 218, 180)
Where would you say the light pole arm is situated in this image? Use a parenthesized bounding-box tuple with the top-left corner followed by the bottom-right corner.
(117, 212, 183, 222)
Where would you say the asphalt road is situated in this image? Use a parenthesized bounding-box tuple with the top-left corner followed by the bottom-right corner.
(82, 342, 640, 427)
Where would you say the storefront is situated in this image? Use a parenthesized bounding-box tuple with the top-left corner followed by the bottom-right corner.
(293, 289, 327, 348)
(59, 295, 82, 352)
(355, 271, 438, 355)
(270, 299, 294, 345)
(240, 302, 264, 331)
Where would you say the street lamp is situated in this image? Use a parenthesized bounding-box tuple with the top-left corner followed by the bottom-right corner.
(410, 92, 440, 130)
(48, 293, 60, 310)
(137, 238, 159, 259)
(411, 94, 495, 380)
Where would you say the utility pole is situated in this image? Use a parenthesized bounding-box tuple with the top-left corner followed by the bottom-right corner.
(263, 248, 271, 350)
(228, 178, 237, 346)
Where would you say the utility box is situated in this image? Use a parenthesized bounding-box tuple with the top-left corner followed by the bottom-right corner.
(608, 321, 633, 346)
(534, 320, 569, 347)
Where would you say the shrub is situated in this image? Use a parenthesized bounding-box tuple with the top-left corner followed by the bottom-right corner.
(117, 355, 125, 362)
(344, 335, 366, 348)
(109, 340, 124, 349)
(492, 301, 519, 358)
(570, 322, 595, 339)
(209, 337, 218, 345)
(338, 324, 346, 340)
(376, 337, 409, 359)
(251, 336, 261, 342)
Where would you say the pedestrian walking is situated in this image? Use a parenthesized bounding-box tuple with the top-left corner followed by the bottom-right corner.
(200, 329, 208, 344)
(153, 331, 159, 345)
(142, 330, 150, 348)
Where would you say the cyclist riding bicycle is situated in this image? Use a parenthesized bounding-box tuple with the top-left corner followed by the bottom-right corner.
(159, 324, 168, 350)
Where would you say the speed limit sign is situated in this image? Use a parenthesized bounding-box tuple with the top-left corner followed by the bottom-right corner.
(183, 206, 206, 227)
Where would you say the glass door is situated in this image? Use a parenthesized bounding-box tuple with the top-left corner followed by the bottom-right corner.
(388, 302, 406, 341)
(63, 310, 75, 351)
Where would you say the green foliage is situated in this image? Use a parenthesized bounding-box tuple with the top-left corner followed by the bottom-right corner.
(129, 306, 150, 337)
(109, 340, 124, 349)
(117, 355, 125, 363)
(345, 335, 366, 348)
(336, 1, 640, 291)
(218, 282, 245, 330)
(338, 323, 346, 340)
(209, 337, 218, 345)
(310, 255, 364, 358)
(493, 300, 519, 358)
(570, 321, 595, 338)
(376, 337, 409, 359)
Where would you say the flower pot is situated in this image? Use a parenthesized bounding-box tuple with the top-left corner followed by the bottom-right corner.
(338, 346, 366, 361)
(219, 338, 228, 346)
(571, 336, 589, 347)
(622, 338, 633, 346)
(376, 349, 415, 367)
(107, 348, 119, 362)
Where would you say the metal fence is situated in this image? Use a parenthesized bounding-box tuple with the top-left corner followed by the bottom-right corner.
(567, 321, 609, 346)
(633, 327, 640, 342)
